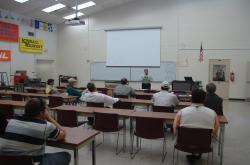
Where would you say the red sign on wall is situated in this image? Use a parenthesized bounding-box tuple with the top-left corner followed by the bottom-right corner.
(0, 21, 19, 42)
(0, 50, 11, 61)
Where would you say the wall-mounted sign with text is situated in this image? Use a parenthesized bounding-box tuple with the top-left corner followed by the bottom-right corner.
(0, 21, 19, 42)
(19, 37, 44, 54)
(0, 50, 11, 61)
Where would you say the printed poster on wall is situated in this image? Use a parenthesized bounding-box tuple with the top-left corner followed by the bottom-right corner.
(19, 37, 44, 54)
(0, 50, 11, 61)
(0, 21, 19, 42)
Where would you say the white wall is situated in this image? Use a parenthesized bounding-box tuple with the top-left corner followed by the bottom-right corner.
(56, 0, 250, 99)
(0, 16, 57, 84)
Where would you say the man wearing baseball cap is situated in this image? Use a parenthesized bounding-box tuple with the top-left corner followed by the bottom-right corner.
(152, 81, 179, 107)
(66, 78, 81, 98)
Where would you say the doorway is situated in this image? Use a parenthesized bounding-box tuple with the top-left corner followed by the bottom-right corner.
(209, 59, 230, 99)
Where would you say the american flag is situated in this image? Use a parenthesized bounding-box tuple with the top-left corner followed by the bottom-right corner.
(199, 42, 204, 62)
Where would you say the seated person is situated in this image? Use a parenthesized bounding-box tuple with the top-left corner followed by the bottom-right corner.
(113, 78, 135, 97)
(45, 79, 59, 94)
(0, 112, 7, 137)
(204, 83, 223, 115)
(173, 89, 220, 162)
(66, 78, 81, 98)
(0, 98, 70, 165)
(152, 81, 179, 107)
(80, 82, 119, 107)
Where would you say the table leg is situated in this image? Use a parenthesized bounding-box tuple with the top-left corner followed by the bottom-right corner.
(74, 148, 79, 165)
(130, 117, 133, 154)
(92, 140, 96, 165)
(219, 124, 225, 165)
(218, 127, 222, 156)
(136, 137, 139, 148)
(123, 118, 126, 152)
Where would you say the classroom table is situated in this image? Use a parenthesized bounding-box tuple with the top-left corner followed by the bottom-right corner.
(0, 99, 26, 108)
(0, 91, 78, 103)
(119, 98, 191, 111)
(130, 111, 228, 165)
(52, 105, 134, 151)
(25, 87, 46, 93)
(47, 126, 100, 165)
(135, 91, 192, 102)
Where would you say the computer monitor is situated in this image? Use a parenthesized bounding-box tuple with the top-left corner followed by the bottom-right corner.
(172, 80, 192, 92)
(184, 76, 193, 82)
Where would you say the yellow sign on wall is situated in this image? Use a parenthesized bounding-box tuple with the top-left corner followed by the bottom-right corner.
(19, 37, 44, 54)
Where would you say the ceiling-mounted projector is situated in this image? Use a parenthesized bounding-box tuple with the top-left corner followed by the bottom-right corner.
(65, 17, 85, 26)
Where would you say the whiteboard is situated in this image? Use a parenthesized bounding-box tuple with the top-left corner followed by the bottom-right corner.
(130, 62, 176, 82)
(90, 61, 176, 82)
(90, 62, 130, 81)
(106, 28, 160, 66)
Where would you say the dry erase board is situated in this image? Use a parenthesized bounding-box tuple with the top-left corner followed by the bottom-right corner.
(90, 61, 176, 82)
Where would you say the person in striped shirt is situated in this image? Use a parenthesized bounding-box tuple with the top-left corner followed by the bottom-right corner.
(0, 98, 71, 165)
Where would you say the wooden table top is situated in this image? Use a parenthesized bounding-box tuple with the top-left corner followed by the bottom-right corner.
(25, 87, 46, 91)
(119, 98, 191, 107)
(0, 100, 26, 107)
(0, 99, 228, 125)
(47, 126, 100, 147)
(131, 111, 228, 124)
(119, 98, 152, 105)
(0, 91, 78, 99)
(130, 111, 176, 120)
(52, 105, 134, 117)
(135, 92, 155, 96)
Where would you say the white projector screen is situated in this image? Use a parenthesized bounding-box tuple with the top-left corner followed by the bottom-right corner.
(106, 28, 161, 66)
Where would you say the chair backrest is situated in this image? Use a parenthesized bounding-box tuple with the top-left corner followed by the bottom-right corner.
(11, 94, 24, 101)
(56, 86, 66, 90)
(78, 87, 86, 90)
(0, 104, 14, 119)
(86, 102, 104, 107)
(96, 88, 108, 94)
(0, 112, 8, 136)
(113, 100, 133, 109)
(176, 127, 212, 153)
(0, 155, 33, 165)
(144, 90, 157, 93)
(48, 96, 63, 108)
(135, 117, 164, 139)
(94, 112, 119, 132)
(113, 94, 129, 99)
(26, 89, 37, 93)
(135, 94, 152, 100)
(152, 105, 174, 113)
(56, 109, 78, 127)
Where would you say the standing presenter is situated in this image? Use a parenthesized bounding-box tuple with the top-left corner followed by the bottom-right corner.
(141, 68, 152, 89)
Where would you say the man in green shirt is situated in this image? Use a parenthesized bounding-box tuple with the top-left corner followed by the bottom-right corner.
(66, 78, 81, 98)
(141, 68, 152, 89)
(113, 78, 135, 97)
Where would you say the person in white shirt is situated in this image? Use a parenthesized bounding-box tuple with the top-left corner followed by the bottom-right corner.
(173, 89, 220, 162)
(45, 79, 58, 94)
(152, 81, 179, 107)
(80, 82, 119, 107)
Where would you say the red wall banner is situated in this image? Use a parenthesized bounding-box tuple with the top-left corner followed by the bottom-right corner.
(0, 21, 19, 42)
(0, 50, 11, 61)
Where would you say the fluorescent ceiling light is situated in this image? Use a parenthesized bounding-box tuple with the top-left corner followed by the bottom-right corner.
(42, 3, 66, 13)
(14, 0, 29, 3)
(64, 12, 84, 19)
(72, 1, 96, 10)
